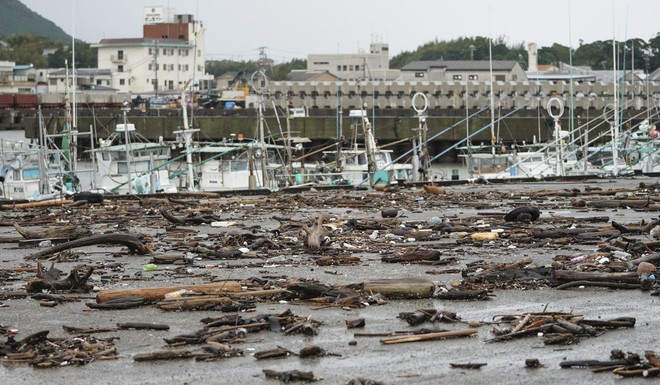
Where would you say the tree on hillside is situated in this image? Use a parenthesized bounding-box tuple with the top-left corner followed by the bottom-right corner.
(0, 33, 61, 67)
(390, 36, 528, 69)
(47, 40, 97, 68)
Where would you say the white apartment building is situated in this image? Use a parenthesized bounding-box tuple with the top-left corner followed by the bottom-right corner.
(92, 8, 212, 94)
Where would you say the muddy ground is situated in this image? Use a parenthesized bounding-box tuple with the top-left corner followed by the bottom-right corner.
(1, 177, 658, 384)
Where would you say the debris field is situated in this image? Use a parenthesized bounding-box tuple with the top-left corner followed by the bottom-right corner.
(0, 179, 658, 384)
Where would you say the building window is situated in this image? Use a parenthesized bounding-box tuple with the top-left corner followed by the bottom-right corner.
(118, 65, 123, 72)
(343, 65, 347, 71)
(162, 48, 167, 55)
(197, 49, 201, 57)
(96, 79, 102, 85)
(512, 75, 518, 81)
(119, 79, 125, 85)
(117, 50, 124, 60)
(415, 72, 425, 78)
(197, 65, 203, 71)
(170, 64, 174, 71)
(495, 75, 505, 82)
(49, 78, 57, 85)
(349, 65, 354, 71)
(147, 79, 150, 84)
(178, 64, 181, 71)
(337, 65, 341, 72)
(148, 48, 152, 55)
(468, 75, 478, 80)
(453, 75, 463, 80)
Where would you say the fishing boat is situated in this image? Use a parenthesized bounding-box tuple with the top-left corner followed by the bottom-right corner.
(291, 109, 414, 187)
(92, 122, 178, 194)
(175, 138, 288, 192)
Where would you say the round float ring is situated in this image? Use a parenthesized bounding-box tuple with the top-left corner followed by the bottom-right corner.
(412, 92, 428, 114)
(546, 97, 564, 120)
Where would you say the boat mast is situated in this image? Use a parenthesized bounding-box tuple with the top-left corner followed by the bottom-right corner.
(174, 88, 199, 192)
(37, 107, 49, 195)
(251, 71, 269, 189)
(488, 13, 496, 157)
(611, 14, 619, 176)
(121, 101, 133, 195)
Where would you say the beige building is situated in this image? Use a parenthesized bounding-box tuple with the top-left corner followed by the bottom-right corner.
(401, 60, 527, 83)
(299, 42, 399, 81)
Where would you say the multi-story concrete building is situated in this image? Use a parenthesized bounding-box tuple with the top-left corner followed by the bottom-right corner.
(295, 42, 399, 81)
(92, 7, 212, 94)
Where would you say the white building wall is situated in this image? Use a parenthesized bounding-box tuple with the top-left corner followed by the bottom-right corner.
(97, 42, 198, 94)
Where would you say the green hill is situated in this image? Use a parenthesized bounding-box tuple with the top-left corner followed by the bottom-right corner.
(0, 0, 70, 42)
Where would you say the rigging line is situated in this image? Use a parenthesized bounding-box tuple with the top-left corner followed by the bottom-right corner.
(430, 102, 531, 164)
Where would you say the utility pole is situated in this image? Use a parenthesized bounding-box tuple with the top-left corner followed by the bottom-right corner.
(153, 40, 159, 97)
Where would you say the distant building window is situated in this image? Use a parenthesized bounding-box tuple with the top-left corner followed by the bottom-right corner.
(117, 50, 123, 60)
(96, 79, 102, 85)
(314, 62, 329, 65)
(337, 65, 341, 72)
(453, 75, 463, 80)
(197, 50, 201, 57)
(146, 79, 150, 84)
(170, 64, 174, 71)
(343, 65, 347, 71)
(495, 75, 505, 82)
(512, 75, 518, 81)
(148, 48, 152, 55)
(118, 65, 123, 72)
(349, 65, 354, 71)
(468, 75, 478, 80)
(197, 65, 203, 71)
(119, 79, 125, 85)
(415, 72, 425, 78)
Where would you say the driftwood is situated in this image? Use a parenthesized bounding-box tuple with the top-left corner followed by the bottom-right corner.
(95, 282, 242, 303)
(2, 199, 74, 209)
(13, 223, 92, 240)
(553, 270, 639, 285)
(160, 209, 222, 225)
(300, 215, 330, 251)
(85, 296, 146, 310)
(362, 277, 435, 299)
(117, 323, 170, 330)
(157, 297, 234, 311)
(263, 369, 317, 382)
(26, 233, 151, 260)
(133, 350, 195, 362)
(26, 264, 94, 293)
(380, 328, 478, 344)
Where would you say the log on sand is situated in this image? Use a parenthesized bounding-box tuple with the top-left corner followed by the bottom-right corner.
(362, 277, 435, 299)
(96, 282, 242, 303)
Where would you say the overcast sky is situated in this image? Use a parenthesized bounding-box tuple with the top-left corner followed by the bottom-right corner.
(19, 0, 660, 63)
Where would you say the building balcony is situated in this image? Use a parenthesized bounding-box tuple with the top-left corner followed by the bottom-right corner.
(110, 54, 127, 63)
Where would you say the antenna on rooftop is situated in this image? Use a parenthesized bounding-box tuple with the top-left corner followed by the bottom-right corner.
(257, 46, 271, 73)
